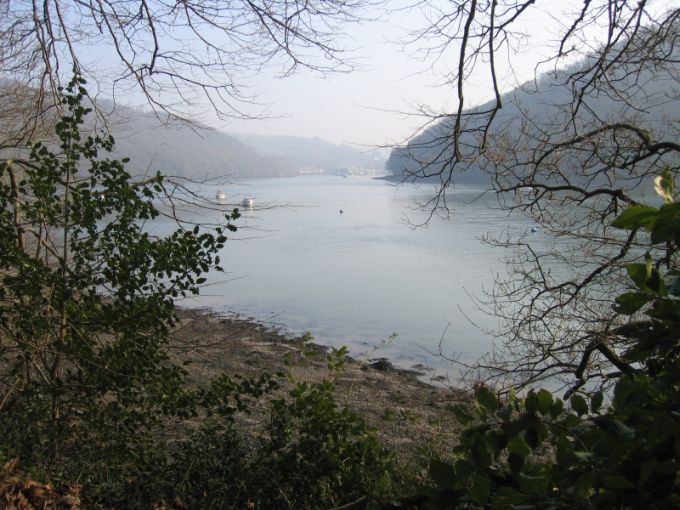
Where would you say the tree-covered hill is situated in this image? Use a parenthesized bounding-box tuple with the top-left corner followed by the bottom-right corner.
(386, 49, 679, 187)
(104, 107, 387, 180)
(104, 108, 296, 180)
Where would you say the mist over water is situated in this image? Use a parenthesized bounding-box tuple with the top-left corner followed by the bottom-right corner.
(154, 176, 553, 379)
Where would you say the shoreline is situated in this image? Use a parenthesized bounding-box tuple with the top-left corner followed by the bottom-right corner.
(173, 306, 453, 385)
(177, 303, 457, 384)
(168, 307, 465, 454)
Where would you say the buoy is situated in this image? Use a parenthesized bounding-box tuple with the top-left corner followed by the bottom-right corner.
(340, 209, 343, 214)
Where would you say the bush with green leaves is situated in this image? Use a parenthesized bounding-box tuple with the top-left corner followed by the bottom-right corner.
(250, 342, 397, 509)
(0, 74, 244, 493)
(161, 378, 397, 510)
(261, 379, 395, 509)
(0, 79, 401, 508)
(422, 169, 680, 509)
(104, 343, 398, 509)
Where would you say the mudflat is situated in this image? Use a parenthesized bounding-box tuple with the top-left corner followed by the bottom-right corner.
(168, 308, 465, 455)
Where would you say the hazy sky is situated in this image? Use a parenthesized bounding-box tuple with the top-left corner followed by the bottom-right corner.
(92, 1, 634, 147)
(212, 3, 566, 147)
(215, 9, 453, 147)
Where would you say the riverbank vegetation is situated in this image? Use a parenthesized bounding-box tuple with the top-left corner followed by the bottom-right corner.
(2, 0, 679, 508)
(2, 75, 678, 510)
(0, 79, 413, 509)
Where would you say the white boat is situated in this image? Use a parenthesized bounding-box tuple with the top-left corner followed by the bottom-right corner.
(241, 196, 254, 208)
(215, 190, 227, 201)
(519, 186, 536, 197)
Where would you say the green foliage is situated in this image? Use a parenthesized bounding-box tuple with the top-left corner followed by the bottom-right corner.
(145, 377, 396, 510)
(423, 168, 680, 508)
(0, 76, 251, 506)
(427, 378, 680, 508)
(0, 77, 399, 508)
(257, 379, 395, 508)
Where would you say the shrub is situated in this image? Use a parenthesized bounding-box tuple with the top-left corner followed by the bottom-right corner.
(0, 79, 401, 508)
(422, 169, 680, 508)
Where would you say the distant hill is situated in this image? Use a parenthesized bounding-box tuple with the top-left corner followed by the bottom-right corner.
(385, 118, 490, 185)
(386, 43, 678, 186)
(101, 107, 387, 180)
(105, 110, 296, 180)
(228, 133, 386, 176)
(0, 84, 294, 179)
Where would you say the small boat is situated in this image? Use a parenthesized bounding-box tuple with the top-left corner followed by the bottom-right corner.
(241, 196, 254, 208)
(519, 186, 536, 197)
(215, 190, 227, 201)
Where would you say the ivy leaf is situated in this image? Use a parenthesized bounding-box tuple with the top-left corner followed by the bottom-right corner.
(638, 459, 656, 488)
(614, 292, 651, 315)
(429, 459, 455, 490)
(453, 459, 474, 485)
(611, 205, 658, 230)
(536, 389, 554, 415)
(574, 472, 594, 498)
(507, 435, 532, 459)
(613, 377, 640, 408)
(549, 399, 564, 418)
(490, 487, 530, 509)
(603, 475, 635, 490)
(613, 420, 635, 441)
(651, 212, 680, 243)
(525, 391, 538, 414)
(590, 391, 604, 413)
(476, 386, 498, 413)
(570, 395, 588, 416)
(508, 452, 525, 474)
(627, 262, 650, 291)
(646, 299, 679, 320)
(452, 404, 474, 426)
(470, 437, 493, 469)
(497, 403, 514, 421)
(646, 267, 667, 296)
(556, 435, 577, 466)
(518, 472, 550, 496)
(654, 168, 675, 203)
(468, 474, 491, 504)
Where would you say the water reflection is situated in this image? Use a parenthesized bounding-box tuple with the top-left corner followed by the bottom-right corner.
(151, 176, 553, 379)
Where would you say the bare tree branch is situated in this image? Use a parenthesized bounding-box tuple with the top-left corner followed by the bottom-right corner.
(388, 2, 680, 389)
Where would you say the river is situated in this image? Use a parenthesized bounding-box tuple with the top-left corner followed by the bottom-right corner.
(151, 175, 552, 379)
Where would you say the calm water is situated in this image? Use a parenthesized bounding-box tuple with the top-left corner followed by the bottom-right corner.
(153, 176, 551, 378)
